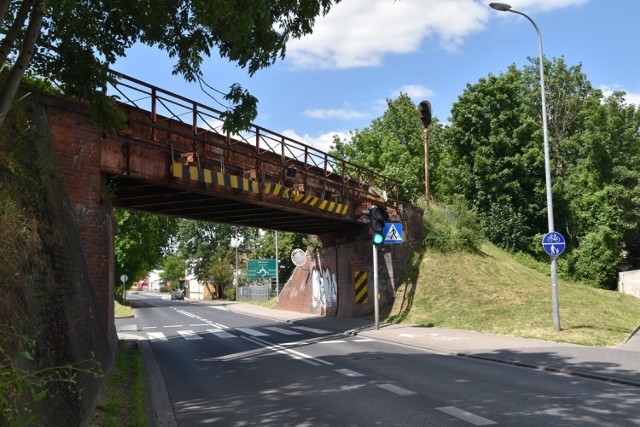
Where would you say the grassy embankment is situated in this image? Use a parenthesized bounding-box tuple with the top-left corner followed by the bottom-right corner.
(386, 241, 640, 347)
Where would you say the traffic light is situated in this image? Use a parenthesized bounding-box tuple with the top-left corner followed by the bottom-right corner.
(363, 205, 386, 244)
(418, 100, 432, 128)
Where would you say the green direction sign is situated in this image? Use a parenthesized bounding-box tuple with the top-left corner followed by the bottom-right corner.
(247, 259, 277, 279)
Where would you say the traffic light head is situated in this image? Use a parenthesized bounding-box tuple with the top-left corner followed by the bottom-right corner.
(418, 100, 432, 128)
(363, 205, 387, 244)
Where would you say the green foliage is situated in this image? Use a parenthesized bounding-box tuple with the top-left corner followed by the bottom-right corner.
(435, 56, 640, 288)
(423, 199, 484, 253)
(1, 0, 342, 132)
(0, 325, 103, 426)
(226, 287, 236, 302)
(113, 208, 178, 289)
(251, 231, 311, 283)
(160, 255, 187, 287)
(208, 257, 234, 297)
(331, 93, 427, 203)
(92, 341, 144, 427)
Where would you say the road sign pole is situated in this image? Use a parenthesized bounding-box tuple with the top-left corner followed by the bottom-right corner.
(551, 256, 560, 331)
(373, 244, 379, 330)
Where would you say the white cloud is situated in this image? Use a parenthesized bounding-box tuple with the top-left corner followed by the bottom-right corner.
(391, 84, 436, 101)
(281, 129, 351, 154)
(287, 0, 490, 69)
(497, 0, 589, 12)
(599, 85, 640, 106)
(303, 107, 367, 120)
(286, 0, 590, 70)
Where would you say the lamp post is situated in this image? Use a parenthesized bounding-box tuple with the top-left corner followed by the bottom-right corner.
(230, 230, 241, 301)
(489, 3, 560, 331)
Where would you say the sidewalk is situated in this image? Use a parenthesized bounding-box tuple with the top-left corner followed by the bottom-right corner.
(226, 302, 640, 387)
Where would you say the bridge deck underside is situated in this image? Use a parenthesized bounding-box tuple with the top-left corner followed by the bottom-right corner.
(108, 175, 365, 236)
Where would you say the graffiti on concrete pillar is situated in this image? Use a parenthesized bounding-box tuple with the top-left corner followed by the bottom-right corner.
(311, 266, 337, 309)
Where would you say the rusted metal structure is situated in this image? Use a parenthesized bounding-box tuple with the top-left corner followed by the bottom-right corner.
(103, 71, 403, 236)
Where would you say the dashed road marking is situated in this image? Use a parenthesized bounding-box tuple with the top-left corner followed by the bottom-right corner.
(377, 383, 416, 396)
(264, 327, 302, 335)
(237, 327, 269, 337)
(207, 328, 236, 339)
(147, 332, 168, 342)
(178, 330, 203, 340)
(336, 369, 364, 377)
(436, 406, 497, 425)
(291, 326, 332, 334)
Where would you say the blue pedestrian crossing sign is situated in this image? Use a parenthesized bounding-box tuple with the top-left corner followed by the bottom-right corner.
(384, 223, 403, 244)
(542, 232, 565, 256)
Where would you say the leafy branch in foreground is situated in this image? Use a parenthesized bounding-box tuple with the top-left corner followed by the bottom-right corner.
(0, 325, 103, 426)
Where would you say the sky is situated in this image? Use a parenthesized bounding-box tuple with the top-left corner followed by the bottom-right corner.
(114, 0, 640, 154)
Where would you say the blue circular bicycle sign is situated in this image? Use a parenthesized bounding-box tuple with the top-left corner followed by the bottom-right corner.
(542, 232, 565, 256)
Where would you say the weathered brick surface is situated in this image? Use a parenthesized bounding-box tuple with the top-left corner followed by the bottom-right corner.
(278, 203, 424, 317)
(22, 91, 117, 425)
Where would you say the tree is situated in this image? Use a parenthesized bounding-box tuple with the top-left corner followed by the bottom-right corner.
(0, 0, 341, 130)
(208, 257, 234, 299)
(251, 230, 311, 285)
(437, 57, 640, 288)
(435, 65, 543, 250)
(175, 220, 258, 283)
(113, 208, 178, 285)
(331, 93, 427, 203)
(161, 255, 186, 289)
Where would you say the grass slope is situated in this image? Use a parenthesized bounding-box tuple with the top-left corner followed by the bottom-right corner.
(387, 242, 640, 347)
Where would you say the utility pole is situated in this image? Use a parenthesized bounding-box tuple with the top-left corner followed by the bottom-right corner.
(419, 100, 432, 209)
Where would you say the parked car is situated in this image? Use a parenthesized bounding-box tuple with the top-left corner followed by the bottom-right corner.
(171, 289, 184, 301)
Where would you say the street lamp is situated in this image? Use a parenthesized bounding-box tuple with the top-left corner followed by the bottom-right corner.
(229, 230, 241, 301)
(489, 3, 560, 331)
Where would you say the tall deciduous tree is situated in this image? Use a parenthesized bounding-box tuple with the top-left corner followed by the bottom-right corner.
(331, 93, 428, 203)
(0, 0, 340, 129)
(437, 57, 640, 288)
(113, 208, 178, 283)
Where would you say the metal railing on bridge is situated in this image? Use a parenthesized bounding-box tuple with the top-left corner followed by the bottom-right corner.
(106, 70, 402, 205)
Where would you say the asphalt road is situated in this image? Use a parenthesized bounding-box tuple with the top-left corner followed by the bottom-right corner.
(120, 292, 640, 426)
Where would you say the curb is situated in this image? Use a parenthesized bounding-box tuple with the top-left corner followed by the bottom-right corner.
(347, 328, 640, 389)
(138, 339, 178, 427)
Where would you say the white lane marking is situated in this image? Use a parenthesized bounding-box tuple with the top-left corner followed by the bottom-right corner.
(207, 328, 236, 339)
(209, 305, 230, 311)
(119, 324, 138, 331)
(147, 332, 168, 342)
(264, 327, 302, 336)
(176, 309, 199, 319)
(377, 384, 416, 396)
(164, 324, 183, 328)
(141, 326, 157, 330)
(178, 330, 203, 340)
(319, 340, 347, 344)
(336, 369, 364, 377)
(242, 336, 333, 366)
(436, 407, 497, 425)
(237, 327, 269, 337)
(291, 326, 332, 334)
(353, 338, 373, 342)
(189, 323, 209, 327)
(212, 323, 229, 329)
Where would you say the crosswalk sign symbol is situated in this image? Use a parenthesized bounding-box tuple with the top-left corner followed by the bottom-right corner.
(383, 223, 403, 244)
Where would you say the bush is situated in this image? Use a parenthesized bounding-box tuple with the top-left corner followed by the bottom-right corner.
(424, 200, 484, 253)
(226, 287, 236, 301)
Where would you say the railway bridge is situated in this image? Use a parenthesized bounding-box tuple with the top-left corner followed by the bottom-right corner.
(26, 71, 424, 333)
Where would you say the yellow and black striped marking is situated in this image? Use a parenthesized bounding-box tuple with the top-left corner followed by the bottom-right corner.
(173, 162, 349, 215)
(355, 271, 368, 304)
